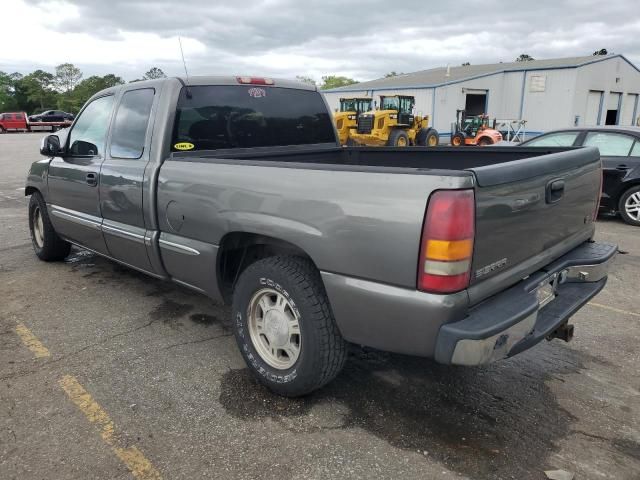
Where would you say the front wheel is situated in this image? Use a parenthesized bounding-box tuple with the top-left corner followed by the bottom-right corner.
(451, 132, 466, 147)
(618, 185, 640, 226)
(387, 130, 409, 147)
(232, 256, 347, 396)
(28, 192, 71, 261)
(416, 128, 439, 147)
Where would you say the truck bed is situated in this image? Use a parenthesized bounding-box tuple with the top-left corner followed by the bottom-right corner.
(161, 144, 601, 307)
(174, 144, 575, 171)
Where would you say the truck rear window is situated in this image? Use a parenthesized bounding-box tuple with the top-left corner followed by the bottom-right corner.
(171, 85, 335, 152)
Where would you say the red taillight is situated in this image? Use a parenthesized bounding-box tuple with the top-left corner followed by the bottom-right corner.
(418, 189, 475, 293)
(236, 76, 274, 85)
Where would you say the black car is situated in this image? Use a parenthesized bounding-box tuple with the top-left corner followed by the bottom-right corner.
(521, 126, 640, 226)
(29, 110, 74, 123)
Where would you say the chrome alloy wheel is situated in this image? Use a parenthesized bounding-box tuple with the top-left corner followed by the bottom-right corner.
(247, 288, 301, 370)
(624, 191, 640, 221)
(33, 206, 45, 248)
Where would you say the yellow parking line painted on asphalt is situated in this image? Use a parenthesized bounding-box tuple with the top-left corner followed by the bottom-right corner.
(588, 302, 640, 318)
(59, 375, 162, 480)
(15, 323, 50, 357)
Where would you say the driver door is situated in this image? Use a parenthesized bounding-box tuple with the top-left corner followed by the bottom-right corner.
(47, 94, 115, 254)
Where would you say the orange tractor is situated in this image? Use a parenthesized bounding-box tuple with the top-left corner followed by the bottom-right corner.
(450, 109, 502, 146)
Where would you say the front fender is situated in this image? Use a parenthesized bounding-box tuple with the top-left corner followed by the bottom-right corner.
(25, 158, 52, 200)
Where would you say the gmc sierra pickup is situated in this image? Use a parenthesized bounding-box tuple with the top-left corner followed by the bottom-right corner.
(26, 76, 616, 396)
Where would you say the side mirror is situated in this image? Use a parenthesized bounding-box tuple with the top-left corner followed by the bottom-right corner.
(71, 140, 99, 156)
(40, 135, 61, 156)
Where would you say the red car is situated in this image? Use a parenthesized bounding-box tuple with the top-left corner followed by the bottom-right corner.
(0, 112, 28, 132)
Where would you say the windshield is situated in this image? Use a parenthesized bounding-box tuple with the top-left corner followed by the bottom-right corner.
(380, 97, 399, 111)
(172, 85, 335, 151)
(339, 98, 371, 113)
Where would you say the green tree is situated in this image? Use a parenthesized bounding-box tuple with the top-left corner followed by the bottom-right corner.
(0, 71, 17, 110)
(384, 71, 404, 78)
(55, 63, 83, 93)
(64, 74, 124, 112)
(515, 54, 535, 62)
(319, 75, 357, 90)
(296, 75, 316, 86)
(593, 48, 608, 56)
(461, 62, 471, 66)
(22, 70, 56, 110)
(143, 67, 167, 80)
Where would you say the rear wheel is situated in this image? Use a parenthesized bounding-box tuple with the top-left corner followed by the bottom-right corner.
(387, 130, 409, 147)
(451, 132, 466, 147)
(478, 137, 493, 146)
(28, 192, 71, 261)
(618, 185, 640, 226)
(232, 255, 347, 396)
(416, 128, 439, 147)
(0, 126, 4, 134)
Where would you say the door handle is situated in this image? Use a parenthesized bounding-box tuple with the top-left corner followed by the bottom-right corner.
(546, 179, 565, 204)
(616, 164, 628, 170)
(86, 172, 98, 187)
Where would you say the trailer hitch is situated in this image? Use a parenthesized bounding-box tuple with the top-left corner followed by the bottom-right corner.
(547, 323, 574, 343)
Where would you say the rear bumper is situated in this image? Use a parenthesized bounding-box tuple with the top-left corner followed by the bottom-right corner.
(434, 241, 617, 365)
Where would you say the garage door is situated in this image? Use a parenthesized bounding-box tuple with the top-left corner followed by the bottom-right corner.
(620, 93, 639, 126)
(585, 91, 602, 125)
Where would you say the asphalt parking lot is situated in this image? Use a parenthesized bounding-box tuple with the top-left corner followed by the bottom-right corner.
(1, 133, 639, 480)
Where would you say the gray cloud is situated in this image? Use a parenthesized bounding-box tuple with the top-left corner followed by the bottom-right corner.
(20, 0, 640, 80)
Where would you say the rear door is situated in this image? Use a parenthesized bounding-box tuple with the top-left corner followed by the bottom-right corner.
(47, 94, 115, 254)
(100, 87, 157, 273)
(580, 131, 639, 210)
(468, 146, 601, 304)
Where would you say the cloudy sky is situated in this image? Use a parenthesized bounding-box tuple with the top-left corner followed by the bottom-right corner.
(1, 0, 639, 82)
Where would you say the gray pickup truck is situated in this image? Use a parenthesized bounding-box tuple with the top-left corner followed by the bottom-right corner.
(26, 76, 616, 396)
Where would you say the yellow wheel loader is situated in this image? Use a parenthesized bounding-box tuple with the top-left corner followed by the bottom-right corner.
(348, 95, 439, 147)
(333, 97, 372, 145)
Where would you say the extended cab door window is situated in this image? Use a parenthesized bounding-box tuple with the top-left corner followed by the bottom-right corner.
(67, 95, 114, 156)
(110, 88, 155, 159)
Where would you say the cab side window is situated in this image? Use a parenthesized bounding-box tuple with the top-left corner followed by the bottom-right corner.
(110, 89, 155, 159)
(68, 95, 114, 156)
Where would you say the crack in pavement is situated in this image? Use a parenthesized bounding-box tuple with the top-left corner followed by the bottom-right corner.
(161, 332, 233, 350)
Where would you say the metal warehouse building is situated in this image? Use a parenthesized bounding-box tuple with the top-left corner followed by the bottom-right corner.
(322, 54, 640, 141)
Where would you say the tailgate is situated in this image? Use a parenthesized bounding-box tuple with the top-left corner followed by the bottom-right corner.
(467, 146, 601, 305)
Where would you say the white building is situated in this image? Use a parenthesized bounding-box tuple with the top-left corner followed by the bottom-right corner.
(322, 55, 640, 140)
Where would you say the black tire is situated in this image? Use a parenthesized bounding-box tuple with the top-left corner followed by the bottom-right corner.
(477, 136, 493, 146)
(618, 185, 640, 226)
(232, 255, 347, 397)
(28, 192, 71, 261)
(421, 128, 440, 147)
(451, 132, 466, 147)
(387, 129, 409, 147)
(0, 126, 4, 134)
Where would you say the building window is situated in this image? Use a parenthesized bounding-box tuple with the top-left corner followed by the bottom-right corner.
(530, 75, 547, 92)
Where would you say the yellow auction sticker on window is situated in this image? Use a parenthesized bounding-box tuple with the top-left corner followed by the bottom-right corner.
(174, 142, 194, 151)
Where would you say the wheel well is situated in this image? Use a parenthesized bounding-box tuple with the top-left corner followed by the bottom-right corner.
(217, 232, 315, 304)
(616, 180, 640, 206)
(25, 186, 38, 197)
